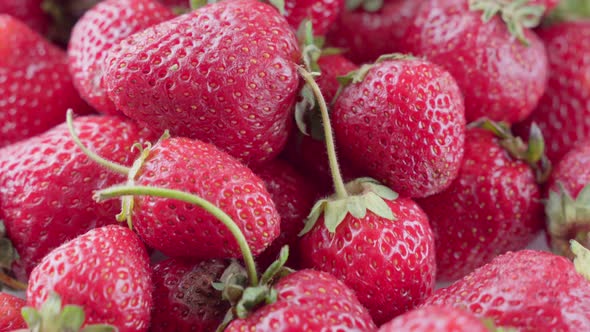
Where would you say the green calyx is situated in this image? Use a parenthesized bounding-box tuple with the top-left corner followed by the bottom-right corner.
(300, 178, 399, 235)
(337, 53, 416, 88)
(546, 184, 590, 259)
(481, 318, 518, 332)
(346, 0, 384, 12)
(472, 118, 551, 183)
(0, 221, 27, 291)
(20, 292, 117, 332)
(571, 240, 590, 281)
(469, 0, 545, 45)
(545, 0, 590, 24)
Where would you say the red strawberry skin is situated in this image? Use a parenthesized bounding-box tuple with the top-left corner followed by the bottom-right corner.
(104, 0, 301, 165)
(333, 59, 465, 198)
(378, 305, 489, 332)
(0, 115, 151, 280)
(284, 0, 345, 35)
(300, 198, 436, 325)
(402, 0, 548, 124)
(417, 128, 543, 281)
(316, 54, 358, 102)
(68, 0, 175, 115)
(150, 258, 229, 332)
(0, 15, 91, 148)
(132, 137, 281, 260)
(424, 250, 590, 331)
(548, 143, 590, 199)
(27, 225, 153, 332)
(515, 21, 590, 163)
(0, 292, 26, 331)
(226, 269, 377, 331)
(0, 0, 49, 34)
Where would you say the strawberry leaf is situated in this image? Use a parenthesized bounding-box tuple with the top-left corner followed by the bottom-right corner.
(571, 240, 590, 281)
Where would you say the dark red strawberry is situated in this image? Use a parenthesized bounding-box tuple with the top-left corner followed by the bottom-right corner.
(545, 142, 590, 258)
(284, 0, 345, 35)
(27, 225, 152, 331)
(401, 0, 548, 124)
(150, 258, 229, 332)
(104, 0, 301, 165)
(326, 0, 423, 64)
(424, 248, 590, 331)
(417, 124, 545, 281)
(225, 269, 377, 330)
(332, 56, 465, 198)
(0, 0, 50, 34)
(0, 292, 26, 331)
(515, 20, 590, 163)
(0, 114, 151, 280)
(252, 159, 318, 269)
(68, 0, 175, 115)
(378, 305, 490, 332)
(0, 15, 91, 148)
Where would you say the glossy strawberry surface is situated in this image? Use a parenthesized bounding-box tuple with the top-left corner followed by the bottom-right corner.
(378, 305, 489, 332)
(0, 292, 26, 331)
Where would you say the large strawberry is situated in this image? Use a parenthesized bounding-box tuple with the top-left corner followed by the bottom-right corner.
(0, 114, 150, 280)
(378, 305, 491, 332)
(150, 258, 229, 332)
(417, 122, 546, 281)
(68, 0, 175, 115)
(401, 0, 548, 124)
(515, 20, 590, 163)
(424, 245, 590, 331)
(26, 225, 153, 332)
(0, 292, 26, 331)
(104, 0, 301, 165)
(0, 15, 91, 148)
(332, 56, 465, 198)
(0, 0, 50, 34)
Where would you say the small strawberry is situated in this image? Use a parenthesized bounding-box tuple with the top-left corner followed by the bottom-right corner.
(0, 292, 26, 331)
(378, 305, 492, 332)
(104, 0, 301, 165)
(401, 0, 548, 124)
(424, 244, 590, 331)
(27, 225, 153, 332)
(417, 121, 547, 281)
(0, 15, 91, 148)
(150, 258, 230, 332)
(0, 0, 50, 34)
(68, 0, 175, 115)
(332, 55, 466, 198)
(0, 114, 151, 280)
(284, 0, 345, 35)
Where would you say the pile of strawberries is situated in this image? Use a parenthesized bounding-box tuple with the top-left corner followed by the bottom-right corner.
(1, 0, 590, 331)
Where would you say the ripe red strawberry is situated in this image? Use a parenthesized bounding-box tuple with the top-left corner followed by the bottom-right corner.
(315, 54, 358, 102)
(424, 249, 590, 331)
(0, 15, 91, 148)
(27, 225, 153, 332)
(104, 0, 301, 165)
(0, 114, 151, 280)
(332, 57, 466, 198)
(300, 191, 436, 325)
(68, 0, 175, 115)
(252, 159, 318, 269)
(150, 258, 229, 332)
(417, 125, 544, 281)
(326, 0, 423, 64)
(545, 142, 590, 257)
(0, 292, 26, 331)
(0, 0, 50, 34)
(515, 20, 590, 163)
(401, 0, 548, 124)
(378, 305, 490, 332)
(225, 269, 377, 330)
(284, 0, 345, 35)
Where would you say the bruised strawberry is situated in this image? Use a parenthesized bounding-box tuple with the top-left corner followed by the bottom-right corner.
(0, 292, 26, 331)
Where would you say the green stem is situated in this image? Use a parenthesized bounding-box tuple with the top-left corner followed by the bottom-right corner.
(0, 271, 27, 290)
(95, 185, 259, 286)
(66, 109, 131, 176)
(297, 67, 348, 199)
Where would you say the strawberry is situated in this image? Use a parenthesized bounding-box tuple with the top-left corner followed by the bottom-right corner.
(68, 0, 175, 115)
(332, 56, 466, 198)
(225, 269, 377, 330)
(545, 142, 590, 258)
(514, 20, 590, 163)
(252, 159, 318, 269)
(150, 258, 229, 332)
(26, 225, 152, 331)
(378, 305, 491, 332)
(284, 0, 345, 35)
(0, 114, 151, 280)
(315, 54, 358, 103)
(417, 123, 546, 281)
(0, 15, 91, 148)
(424, 247, 590, 331)
(326, 0, 424, 64)
(104, 0, 301, 165)
(401, 0, 548, 124)
(0, 292, 26, 331)
(0, 0, 50, 34)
